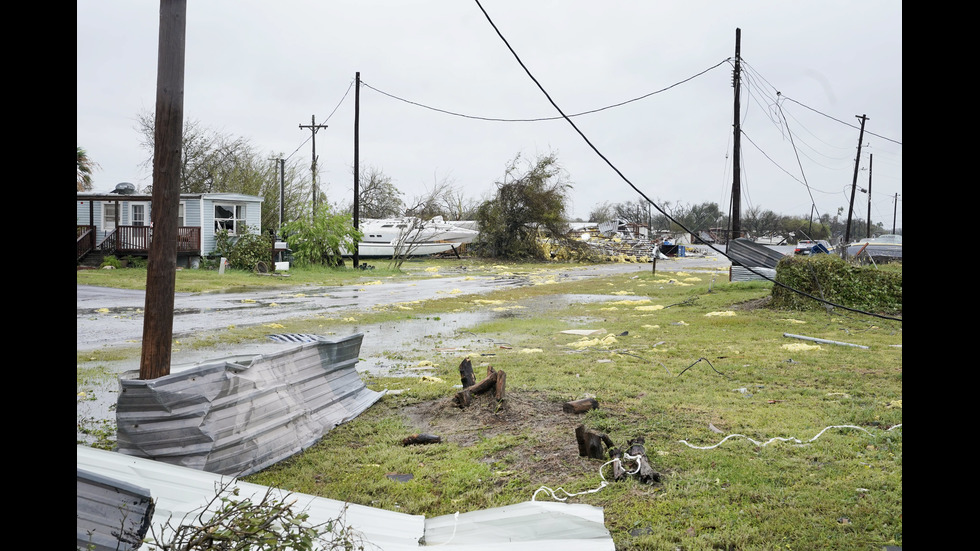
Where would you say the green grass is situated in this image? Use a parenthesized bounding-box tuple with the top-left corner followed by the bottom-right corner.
(78, 260, 902, 549)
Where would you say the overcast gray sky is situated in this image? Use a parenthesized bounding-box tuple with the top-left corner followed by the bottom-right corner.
(77, 1, 902, 230)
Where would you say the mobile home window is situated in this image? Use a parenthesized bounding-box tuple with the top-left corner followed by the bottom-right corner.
(131, 203, 148, 226)
(214, 204, 246, 235)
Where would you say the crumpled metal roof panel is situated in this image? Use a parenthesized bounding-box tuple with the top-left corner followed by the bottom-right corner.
(115, 333, 383, 477)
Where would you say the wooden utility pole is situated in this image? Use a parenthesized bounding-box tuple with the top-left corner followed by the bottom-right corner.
(865, 153, 873, 239)
(299, 115, 328, 217)
(279, 158, 285, 233)
(353, 72, 361, 268)
(843, 114, 868, 249)
(139, 0, 186, 380)
(730, 28, 742, 240)
(268, 157, 285, 235)
(892, 193, 898, 234)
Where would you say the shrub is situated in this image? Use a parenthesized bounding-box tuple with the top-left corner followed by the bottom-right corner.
(215, 225, 274, 271)
(282, 207, 361, 267)
(769, 254, 902, 315)
(99, 255, 122, 269)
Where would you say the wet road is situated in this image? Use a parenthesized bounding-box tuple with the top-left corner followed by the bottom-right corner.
(77, 255, 732, 353)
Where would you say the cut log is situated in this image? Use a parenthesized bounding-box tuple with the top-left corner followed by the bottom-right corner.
(625, 436, 661, 484)
(575, 424, 614, 459)
(458, 357, 475, 388)
(402, 433, 442, 446)
(563, 397, 599, 414)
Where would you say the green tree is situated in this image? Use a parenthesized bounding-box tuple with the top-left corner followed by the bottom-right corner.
(77, 146, 100, 191)
(281, 205, 362, 267)
(472, 152, 588, 260)
(137, 110, 312, 236)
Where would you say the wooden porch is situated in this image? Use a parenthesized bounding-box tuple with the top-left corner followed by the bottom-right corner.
(77, 225, 202, 264)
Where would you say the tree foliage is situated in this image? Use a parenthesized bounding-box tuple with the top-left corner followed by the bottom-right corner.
(351, 165, 404, 218)
(143, 480, 369, 551)
(213, 224, 274, 271)
(77, 146, 100, 191)
(471, 153, 585, 260)
(136, 110, 312, 236)
(282, 205, 362, 267)
(403, 173, 480, 221)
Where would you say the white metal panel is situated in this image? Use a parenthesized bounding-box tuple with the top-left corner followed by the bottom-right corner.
(77, 446, 426, 551)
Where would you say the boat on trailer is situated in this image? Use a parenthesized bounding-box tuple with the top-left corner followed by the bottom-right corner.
(343, 216, 479, 257)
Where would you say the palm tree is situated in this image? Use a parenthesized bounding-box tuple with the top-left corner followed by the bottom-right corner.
(77, 146, 100, 191)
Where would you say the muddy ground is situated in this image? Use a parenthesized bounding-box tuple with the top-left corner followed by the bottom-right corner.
(77, 254, 733, 448)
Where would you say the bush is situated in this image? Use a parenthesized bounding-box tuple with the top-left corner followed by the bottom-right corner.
(100, 255, 122, 269)
(214, 225, 274, 271)
(282, 207, 361, 267)
(769, 254, 902, 315)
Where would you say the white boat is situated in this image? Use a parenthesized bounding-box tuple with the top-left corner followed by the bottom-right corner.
(342, 216, 479, 257)
(845, 233, 902, 262)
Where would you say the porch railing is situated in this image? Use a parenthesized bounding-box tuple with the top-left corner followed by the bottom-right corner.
(82, 225, 202, 257)
(77, 225, 96, 262)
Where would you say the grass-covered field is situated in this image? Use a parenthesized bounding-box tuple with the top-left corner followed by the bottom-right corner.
(77, 259, 902, 550)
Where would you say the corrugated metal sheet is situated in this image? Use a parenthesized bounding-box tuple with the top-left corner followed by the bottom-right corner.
(77, 467, 154, 551)
(726, 238, 785, 269)
(77, 445, 426, 551)
(424, 501, 615, 549)
(115, 333, 383, 477)
(730, 266, 777, 282)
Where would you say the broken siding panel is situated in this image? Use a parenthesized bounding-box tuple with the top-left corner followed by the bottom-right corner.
(77, 446, 426, 551)
(115, 334, 382, 477)
(76, 468, 154, 551)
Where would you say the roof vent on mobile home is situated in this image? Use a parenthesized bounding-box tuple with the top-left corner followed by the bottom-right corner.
(111, 182, 136, 194)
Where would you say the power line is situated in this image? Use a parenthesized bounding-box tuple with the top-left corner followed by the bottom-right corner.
(472, 0, 900, 323)
(359, 59, 730, 123)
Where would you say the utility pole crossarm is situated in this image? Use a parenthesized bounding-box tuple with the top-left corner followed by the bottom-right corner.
(299, 115, 328, 216)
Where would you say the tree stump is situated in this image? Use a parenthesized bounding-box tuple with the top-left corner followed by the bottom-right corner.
(563, 397, 599, 414)
(458, 357, 475, 388)
(575, 424, 614, 459)
(452, 366, 506, 408)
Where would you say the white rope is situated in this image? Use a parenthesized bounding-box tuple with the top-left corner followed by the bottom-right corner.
(678, 424, 902, 450)
(429, 511, 460, 546)
(531, 452, 645, 501)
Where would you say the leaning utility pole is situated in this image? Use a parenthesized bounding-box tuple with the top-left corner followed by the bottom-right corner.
(140, 0, 186, 380)
(843, 114, 868, 249)
(730, 28, 742, 242)
(299, 115, 328, 217)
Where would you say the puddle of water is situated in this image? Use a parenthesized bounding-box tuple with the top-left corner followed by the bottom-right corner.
(76, 292, 642, 446)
